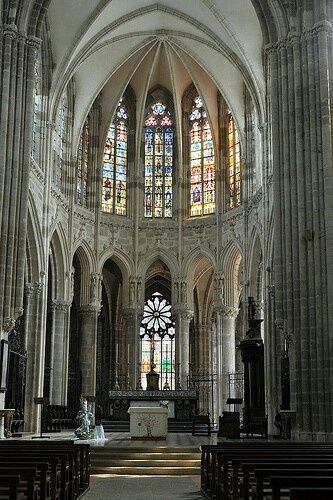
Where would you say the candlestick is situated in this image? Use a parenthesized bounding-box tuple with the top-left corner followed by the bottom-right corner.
(127, 343, 130, 362)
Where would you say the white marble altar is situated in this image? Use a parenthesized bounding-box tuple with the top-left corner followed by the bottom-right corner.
(128, 406, 168, 439)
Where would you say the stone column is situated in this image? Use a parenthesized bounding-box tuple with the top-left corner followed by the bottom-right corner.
(24, 281, 45, 432)
(266, 19, 333, 439)
(49, 300, 71, 405)
(220, 305, 238, 412)
(175, 308, 193, 389)
(213, 306, 223, 416)
(78, 305, 100, 397)
(0, 25, 42, 413)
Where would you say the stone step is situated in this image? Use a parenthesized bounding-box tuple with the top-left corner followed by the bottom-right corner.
(91, 444, 202, 475)
(91, 466, 201, 475)
(92, 447, 200, 454)
(92, 459, 200, 467)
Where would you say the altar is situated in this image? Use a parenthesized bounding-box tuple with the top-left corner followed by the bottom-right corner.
(109, 390, 198, 422)
(128, 406, 168, 439)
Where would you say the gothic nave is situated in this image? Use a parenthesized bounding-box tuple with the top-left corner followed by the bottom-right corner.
(0, 1, 333, 498)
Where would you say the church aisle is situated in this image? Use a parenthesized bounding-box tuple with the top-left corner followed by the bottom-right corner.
(82, 475, 203, 499)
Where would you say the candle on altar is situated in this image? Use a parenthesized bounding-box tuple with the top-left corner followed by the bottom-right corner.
(115, 343, 119, 365)
(166, 344, 169, 370)
(127, 343, 130, 363)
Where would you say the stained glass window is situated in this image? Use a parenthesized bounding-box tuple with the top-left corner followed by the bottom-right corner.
(54, 92, 67, 188)
(140, 292, 175, 390)
(77, 118, 90, 206)
(190, 96, 215, 216)
(227, 113, 241, 209)
(31, 56, 41, 161)
(144, 102, 173, 218)
(102, 101, 128, 215)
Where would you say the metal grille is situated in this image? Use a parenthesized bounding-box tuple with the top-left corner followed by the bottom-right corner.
(188, 371, 217, 424)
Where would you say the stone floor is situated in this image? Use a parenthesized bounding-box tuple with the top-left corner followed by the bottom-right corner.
(82, 475, 204, 499)
(16, 430, 218, 448)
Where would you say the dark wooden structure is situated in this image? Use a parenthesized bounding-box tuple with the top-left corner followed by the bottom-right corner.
(237, 297, 266, 437)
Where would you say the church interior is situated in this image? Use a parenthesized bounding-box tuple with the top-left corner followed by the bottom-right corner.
(0, 0, 333, 498)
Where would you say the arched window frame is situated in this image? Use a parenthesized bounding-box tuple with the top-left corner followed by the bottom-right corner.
(227, 113, 242, 209)
(144, 101, 173, 218)
(76, 117, 90, 206)
(189, 96, 215, 217)
(102, 100, 128, 215)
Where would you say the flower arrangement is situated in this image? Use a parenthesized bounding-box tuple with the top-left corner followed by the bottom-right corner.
(74, 396, 95, 440)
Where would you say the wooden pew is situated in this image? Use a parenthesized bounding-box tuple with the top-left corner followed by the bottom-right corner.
(290, 487, 333, 499)
(0, 467, 38, 500)
(255, 467, 333, 500)
(0, 440, 90, 499)
(270, 475, 333, 500)
(240, 459, 333, 500)
(201, 442, 333, 500)
(0, 475, 21, 500)
(0, 461, 50, 500)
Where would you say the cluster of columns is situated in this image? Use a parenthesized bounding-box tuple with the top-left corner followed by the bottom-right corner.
(0, 22, 41, 411)
(267, 16, 333, 438)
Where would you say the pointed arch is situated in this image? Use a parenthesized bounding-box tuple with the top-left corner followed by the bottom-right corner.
(222, 241, 243, 308)
(138, 249, 179, 283)
(72, 243, 95, 306)
(99, 248, 133, 307)
(26, 194, 44, 283)
(49, 226, 68, 299)
(184, 250, 215, 314)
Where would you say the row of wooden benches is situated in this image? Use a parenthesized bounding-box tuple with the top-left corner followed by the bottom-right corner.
(0, 440, 90, 500)
(201, 441, 333, 499)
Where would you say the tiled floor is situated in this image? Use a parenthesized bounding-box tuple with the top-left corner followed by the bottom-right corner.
(82, 475, 204, 499)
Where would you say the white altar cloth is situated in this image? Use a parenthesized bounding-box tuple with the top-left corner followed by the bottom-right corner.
(128, 406, 168, 439)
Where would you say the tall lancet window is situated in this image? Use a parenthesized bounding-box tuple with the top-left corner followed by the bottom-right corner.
(227, 113, 241, 209)
(31, 56, 41, 162)
(76, 117, 90, 206)
(189, 96, 215, 216)
(102, 100, 128, 215)
(54, 92, 68, 188)
(144, 102, 173, 218)
(140, 292, 175, 390)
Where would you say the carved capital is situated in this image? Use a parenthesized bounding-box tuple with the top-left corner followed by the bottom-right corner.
(174, 307, 193, 322)
(221, 305, 239, 319)
(78, 304, 101, 316)
(51, 300, 71, 312)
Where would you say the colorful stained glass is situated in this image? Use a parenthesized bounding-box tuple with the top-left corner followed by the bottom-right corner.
(144, 102, 173, 218)
(77, 118, 89, 206)
(31, 56, 41, 161)
(227, 113, 242, 209)
(190, 96, 215, 216)
(102, 101, 128, 215)
(140, 292, 175, 390)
